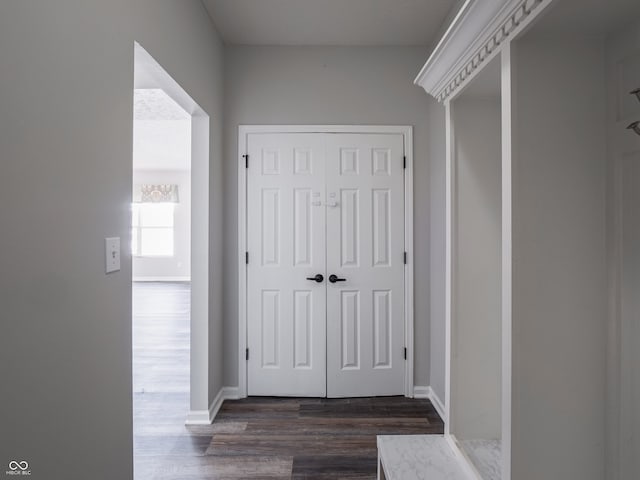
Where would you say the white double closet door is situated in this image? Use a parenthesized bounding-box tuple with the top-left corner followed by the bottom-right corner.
(247, 132, 405, 397)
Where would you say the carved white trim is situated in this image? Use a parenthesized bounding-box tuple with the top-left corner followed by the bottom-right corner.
(415, 0, 555, 102)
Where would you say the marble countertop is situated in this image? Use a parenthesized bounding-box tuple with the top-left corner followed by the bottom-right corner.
(377, 435, 472, 480)
(460, 439, 501, 480)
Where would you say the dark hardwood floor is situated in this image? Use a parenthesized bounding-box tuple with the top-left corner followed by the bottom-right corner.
(133, 282, 444, 479)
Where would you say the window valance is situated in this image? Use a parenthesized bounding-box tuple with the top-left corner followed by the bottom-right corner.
(133, 184, 179, 203)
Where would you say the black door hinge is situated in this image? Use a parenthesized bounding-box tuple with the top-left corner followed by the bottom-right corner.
(243, 154, 249, 168)
(246, 252, 249, 264)
(404, 348, 407, 360)
(404, 252, 407, 264)
(246, 348, 249, 361)
(403, 156, 406, 169)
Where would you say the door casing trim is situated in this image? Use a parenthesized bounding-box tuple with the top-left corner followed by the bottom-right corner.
(237, 125, 414, 398)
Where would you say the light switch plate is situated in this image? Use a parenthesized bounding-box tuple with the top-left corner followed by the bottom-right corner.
(105, 237, 121, 274)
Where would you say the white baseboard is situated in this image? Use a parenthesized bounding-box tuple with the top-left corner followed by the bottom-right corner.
(221, 386, 241, 400)
(413, 386, 430, 398)
(185, 408, 211, 425)
(185, 386, 240, 425)
(133, 276, 191, 282)
(185, 387, 223, 425)
(428, 387, 445, 421)
(189, 386, 441, 425)
(414, 385, 446, 421)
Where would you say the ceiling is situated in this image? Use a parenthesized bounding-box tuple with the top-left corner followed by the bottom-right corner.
(133, 89, 191, 171)
(202, 0, 459, 46)
(530, 0, 640, 34)
(134, 89, 190, 121)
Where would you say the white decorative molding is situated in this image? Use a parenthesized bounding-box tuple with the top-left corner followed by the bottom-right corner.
(185, 387, 240, 425)
(414, 0, 554, 103)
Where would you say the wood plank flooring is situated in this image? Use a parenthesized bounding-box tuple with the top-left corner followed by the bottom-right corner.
(133, 282, 444, 479)
(133, 281, 190, 394)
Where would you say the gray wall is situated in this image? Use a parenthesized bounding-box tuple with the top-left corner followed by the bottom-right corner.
(452, 98, 502, 441)
(428, 96, 447, 404)
(223, 46, 437, 388)
(425, 0, 466, 412)
(606, 20, 640, 480)
(0, 1, 224, 478)
(512, 34, 607, 480)
(620, 148, 640, 480)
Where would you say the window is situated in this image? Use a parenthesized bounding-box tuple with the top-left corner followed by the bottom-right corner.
(132, 203, 175, 257)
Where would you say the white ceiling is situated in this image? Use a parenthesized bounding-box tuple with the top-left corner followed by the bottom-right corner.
(530, 0, 640, 34)
(133, 89, 191, 171)
(134, 89, 190, 121)
(202, 0, 459, 46)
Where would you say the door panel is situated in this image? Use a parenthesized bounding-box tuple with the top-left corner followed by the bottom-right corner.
(340, 290, 360, 369)
(340, 189, 360, 266)
(246, 131, 405, 398)
(326, 134, 405, 397)
(247, 133, 327, 396)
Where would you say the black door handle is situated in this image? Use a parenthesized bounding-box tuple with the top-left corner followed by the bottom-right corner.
(306, 274, 324, 283)
(328, 274, 346, 283)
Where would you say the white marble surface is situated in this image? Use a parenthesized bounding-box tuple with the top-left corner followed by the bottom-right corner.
(460, 439, 501, 480)
(377, 435, 471, 480)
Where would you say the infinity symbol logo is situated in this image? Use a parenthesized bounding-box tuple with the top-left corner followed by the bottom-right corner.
(8, 461, 29, 471)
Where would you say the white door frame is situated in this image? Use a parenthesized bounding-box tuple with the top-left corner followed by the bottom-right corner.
(237, 125, 414, 398)
(133, 43, 211, 424)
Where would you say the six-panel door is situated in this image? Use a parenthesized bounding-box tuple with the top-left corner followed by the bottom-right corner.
(325, 134, 405, 397)
(247, 133, 328, 396)
(246, 132, 405, 397)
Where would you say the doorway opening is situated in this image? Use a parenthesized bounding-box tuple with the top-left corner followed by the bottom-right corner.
(132, 42, 210, 478)
(132, 85, 192, 468)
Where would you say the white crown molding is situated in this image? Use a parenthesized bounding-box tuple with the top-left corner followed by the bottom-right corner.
(414, 0, 554, 102)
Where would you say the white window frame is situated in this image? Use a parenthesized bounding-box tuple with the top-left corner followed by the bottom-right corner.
(131, 202, 176, 258)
